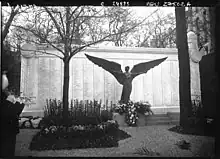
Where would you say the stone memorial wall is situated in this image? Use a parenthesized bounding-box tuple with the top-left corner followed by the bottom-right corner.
(20, 31, 202, 117)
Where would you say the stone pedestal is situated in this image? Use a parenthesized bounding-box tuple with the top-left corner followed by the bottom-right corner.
(137, 113, 146, 126)
(113, 112, 147, 127)
(112, 113, 128, 127)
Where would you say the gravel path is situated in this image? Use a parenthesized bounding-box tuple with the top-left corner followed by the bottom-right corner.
(15, 125, 215, 157)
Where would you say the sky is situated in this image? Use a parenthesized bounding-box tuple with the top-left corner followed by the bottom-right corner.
(98, 7, 175, 47)
(2, 6, 176, 48)
(131, 7, 175, 18)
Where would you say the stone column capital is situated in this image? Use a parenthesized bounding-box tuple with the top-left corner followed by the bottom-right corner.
(21, 43, 37, 58)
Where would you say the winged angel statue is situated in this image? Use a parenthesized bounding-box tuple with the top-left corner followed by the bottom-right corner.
(85, 54, 167, 104)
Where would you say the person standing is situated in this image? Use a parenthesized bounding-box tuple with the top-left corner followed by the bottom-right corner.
(0, 71, 25, 157)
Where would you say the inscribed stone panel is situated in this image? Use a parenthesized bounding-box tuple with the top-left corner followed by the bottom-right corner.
(26, 58, 34, 96)
(161, 61, 172, 106)
(52, 58, 63, 100)
(104, 71, 114, 106)
(20, 57, 27, 96)
(93, 64, 104, 104)
(38, 58, 50, 108)
(170, 61, 179, 105)
(49, 58, 60, 99)
(29, 58, 38, 110)
(72, 58, 83, 100)
(83, 58, 94, 100)
(69, 58, 74, 100)
(152, 64, 163, 106)
(143, 69, 153, 105)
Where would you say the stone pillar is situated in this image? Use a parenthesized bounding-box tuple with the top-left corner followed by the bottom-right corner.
(20, 44, 42, 117)
(187, 31, 205, 101)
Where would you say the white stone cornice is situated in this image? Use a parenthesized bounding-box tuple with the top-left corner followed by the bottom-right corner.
(21, 43, 178, 59)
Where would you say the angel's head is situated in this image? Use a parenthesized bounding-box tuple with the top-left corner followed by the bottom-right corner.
(125, 66, 130, 72)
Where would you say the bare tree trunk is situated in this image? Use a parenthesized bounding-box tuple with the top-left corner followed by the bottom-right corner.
(62, 7, 71, 125)
(175, 7, 192, 128)
(203, 8, 208, 43)
(195, 8, 201, 48)
(209, 7, 216, 53)
(212, 6, 218, 158)
(62, 58, 70, 124)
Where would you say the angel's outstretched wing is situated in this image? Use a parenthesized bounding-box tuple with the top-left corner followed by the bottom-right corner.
(85, 54, 126, 85)
(130, 57, 168, 79)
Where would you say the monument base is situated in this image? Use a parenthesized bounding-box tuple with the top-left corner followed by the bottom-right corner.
(112, 113, 128, 127)
(151, 106, 179, 114)
(20, 110, 44, 117)
(137, 113, 146, 126)
(113, 112, 148, 127)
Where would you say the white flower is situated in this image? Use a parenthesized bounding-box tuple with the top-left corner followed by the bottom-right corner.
(44, 128, 49, 134)
(77, 125, 85, 130)
(107, 120, 116, 124)
(73, 126, 79, 130)
(98, 124, 104, 129)
(49, 126, 57, 133)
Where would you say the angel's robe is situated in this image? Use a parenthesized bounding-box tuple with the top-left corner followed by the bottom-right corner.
(120, 72, 133, 104)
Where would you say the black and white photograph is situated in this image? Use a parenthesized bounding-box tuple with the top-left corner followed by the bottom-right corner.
(1, 2, 217, 157)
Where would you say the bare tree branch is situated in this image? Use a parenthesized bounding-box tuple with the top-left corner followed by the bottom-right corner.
(2, 6, 20, 41)
(44, 7, 65, 41)
(76, 9, 104, 29)
(9, 44, 64, 59)
(39, 49, 64, 59)
(69, 7, 85, 45)
(69, 8, 160, 58)
(58, 11, 66, 34)
(12, 24, 66, 55)
(69, 6, 81, 19)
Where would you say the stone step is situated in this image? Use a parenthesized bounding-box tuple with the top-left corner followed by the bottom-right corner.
(145, 114, 179, 126)
(146, 115, 171, 121)
(146, 120, 179, 126)
(114, 112, 179, 127)
(167, 112, 180, 120)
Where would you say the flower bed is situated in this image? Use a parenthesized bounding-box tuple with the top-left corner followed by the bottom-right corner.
(29, 120, 131, 150)
(113, 101, 153, 126)
(29, 99, 131, 150)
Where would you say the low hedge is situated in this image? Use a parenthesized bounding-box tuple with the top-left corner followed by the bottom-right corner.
(29, 120, 131, 150)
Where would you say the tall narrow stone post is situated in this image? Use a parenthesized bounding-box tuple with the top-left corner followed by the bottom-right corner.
(187, 31, 205, 101)
(20, 44, 40, 117)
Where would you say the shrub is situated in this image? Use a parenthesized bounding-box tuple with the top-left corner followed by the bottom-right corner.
(42, 99, 113, 127)
(100, 110, 113, 122)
